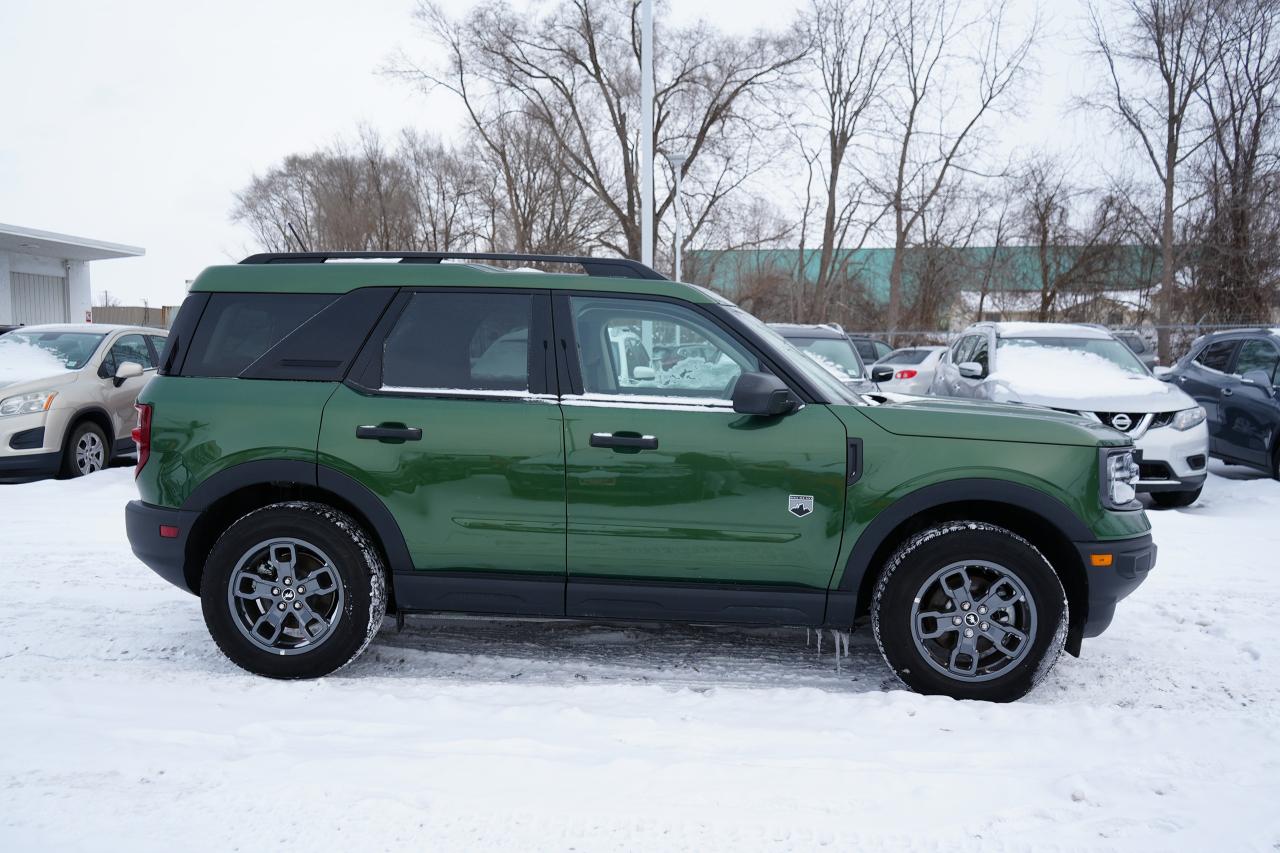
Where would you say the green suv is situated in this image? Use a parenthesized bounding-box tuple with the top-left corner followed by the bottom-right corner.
(125, 252, 1155, 701)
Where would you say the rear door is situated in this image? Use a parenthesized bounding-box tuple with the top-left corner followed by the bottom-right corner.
(555, 293, 848, 624)
(1218, 338, 1280, 466)
(318, 288, 567, 615)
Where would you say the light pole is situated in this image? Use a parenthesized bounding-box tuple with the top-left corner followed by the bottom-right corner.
(664, 151, 689, 281)
(640, 0, 654, 269)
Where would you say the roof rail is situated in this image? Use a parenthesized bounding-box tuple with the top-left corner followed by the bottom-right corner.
(238, 251, 667, 280)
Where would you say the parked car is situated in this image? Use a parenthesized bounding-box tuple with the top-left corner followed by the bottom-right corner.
(874, 346, 947, 395)
(1112, 330, 1158, 370)
(930, 322, 1208, 507)
(127, 251, 1155, 702)
(0, 323, 167, 479)
(1160, 328, 1280, 479)
(0, 325, 22, 336)
(849, 335, 893, 364)
(768, 323, 876, 393)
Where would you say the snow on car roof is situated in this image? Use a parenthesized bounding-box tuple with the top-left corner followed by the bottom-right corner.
(989, 322, 1112, 339)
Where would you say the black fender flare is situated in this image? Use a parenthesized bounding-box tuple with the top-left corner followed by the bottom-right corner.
(180, 459, 414, 574)
(826, 478, 1092, 624)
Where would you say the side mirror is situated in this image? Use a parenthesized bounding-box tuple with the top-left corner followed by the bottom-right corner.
(870, 365, 895, 383)
(113, 360, 144, 387)
(958, 361, 984, 379)
(631, 365, 656, 381)
(732, 372, 799, 416)
(1241, 369, 1276, 397)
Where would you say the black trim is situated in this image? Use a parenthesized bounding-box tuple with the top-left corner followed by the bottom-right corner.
(846, 438, 863, 485)
(239, 252, 667, 280)
(566, 578, 826, 626)
(0, 451, 60, 476)
(1138, 472, 1207, 493)
(158, 292, 210, 376)
(1075, 533, 1157, 638)
(393, 572, 565, 617)
(239, 287, 396, 381)
(355, 425, 422, 442)
(180, 459, 318, 511)
(126, 500, 200, 593)
(113, 437, 136, 456)
(8, 427, 45, 450)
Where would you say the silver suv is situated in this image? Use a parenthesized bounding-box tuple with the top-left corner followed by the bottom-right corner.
(0, 324, 167, 479)
(930, 322, 1209, 507)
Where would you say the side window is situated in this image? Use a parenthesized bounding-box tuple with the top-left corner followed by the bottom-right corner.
(1193, 340, 1239, 373)
(569, 296, 758, 401)
(148, 335, 168, 365)
(101, 333, 155, 377)
(969, 336, 989, 374)
(183, 293, 334, 377)
(952, 335, 977, 365)
(1235, 340, 1280, 382)
(381, 292, 532, 392)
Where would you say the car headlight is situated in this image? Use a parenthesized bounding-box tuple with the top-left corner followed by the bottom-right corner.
(1171, 406, 1206, 431)
(0, 390, 57, 418)
(1099, 448, 1141, 510)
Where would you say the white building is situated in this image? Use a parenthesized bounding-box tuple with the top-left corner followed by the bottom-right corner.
(0, 223, 144, 326)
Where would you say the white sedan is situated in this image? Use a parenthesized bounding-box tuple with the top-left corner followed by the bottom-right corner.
(873, 346, 946, 395)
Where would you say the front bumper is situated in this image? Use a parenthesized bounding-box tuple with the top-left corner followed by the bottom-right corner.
(1133, 421, 1209, 493)
(1075, 533, 1157, 639)
(125, 499, 200, 594)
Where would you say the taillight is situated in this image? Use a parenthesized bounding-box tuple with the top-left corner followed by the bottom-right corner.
(132, 403, 152, 477)
(895, 369, 918, 379)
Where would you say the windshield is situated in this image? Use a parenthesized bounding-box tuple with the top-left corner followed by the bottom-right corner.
(1, 331, 105, 371)
(727, 309, 861, 404)
(880, 348, 933, 365)
(997, 336, 1148, 375)
(782, 336, 866, 379)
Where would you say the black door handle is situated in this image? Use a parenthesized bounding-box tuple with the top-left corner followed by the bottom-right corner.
(590, 432, 659, 450)
(357, 424, 423, 442)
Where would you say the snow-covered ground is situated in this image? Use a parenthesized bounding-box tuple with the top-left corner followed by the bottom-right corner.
(2, 464, 1279, 851)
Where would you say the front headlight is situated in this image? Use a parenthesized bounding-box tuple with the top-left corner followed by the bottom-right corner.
(1172, 406, 1206, 431)
(1100, 447, 1141, 510)
(0, 391, 57, 418)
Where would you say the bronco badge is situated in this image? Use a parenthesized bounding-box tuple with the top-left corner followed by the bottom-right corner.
(788, 495, 814, 517)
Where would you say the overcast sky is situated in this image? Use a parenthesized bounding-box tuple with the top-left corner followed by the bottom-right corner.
(1, 0, 1125, 307)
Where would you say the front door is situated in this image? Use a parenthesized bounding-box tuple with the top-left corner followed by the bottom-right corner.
(1178, 338, 1241, 453)
(318, 288, 566, 615)
(98, 332, 158, 446)
(1218, 338, 1280, 466)
(556, 294, 848, 625)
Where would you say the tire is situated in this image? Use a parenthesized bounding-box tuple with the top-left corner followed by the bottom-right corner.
(200, 501, 387, 679)
(871, 521, 1067, 702)
(60, 420, 109, 478)
(1150, 487, 1202, 509)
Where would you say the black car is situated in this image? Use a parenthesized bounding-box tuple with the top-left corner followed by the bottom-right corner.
(1163, 328, 1280, 478)
(849, 335, 892, 364)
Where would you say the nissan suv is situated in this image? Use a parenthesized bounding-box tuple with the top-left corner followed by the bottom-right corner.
(125, 252, 1156, 702)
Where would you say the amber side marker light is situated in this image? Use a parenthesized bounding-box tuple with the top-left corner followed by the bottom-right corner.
(1091, 554, 1114, 567)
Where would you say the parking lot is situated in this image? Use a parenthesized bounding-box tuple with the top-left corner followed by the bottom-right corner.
(0, 463, 1276, 851)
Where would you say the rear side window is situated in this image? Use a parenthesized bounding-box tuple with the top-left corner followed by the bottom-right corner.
(381, 292, 533, 392)
(182, 293, 334, 378)
(1193, 339, 1239, 373)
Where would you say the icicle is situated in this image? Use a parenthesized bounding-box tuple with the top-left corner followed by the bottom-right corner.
(806, 627, 811, 647)
(842, 630, 850, 658)
(816, 629, 823, 655)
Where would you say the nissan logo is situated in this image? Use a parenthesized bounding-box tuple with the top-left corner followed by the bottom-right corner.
(1110, 413, 1133, 431)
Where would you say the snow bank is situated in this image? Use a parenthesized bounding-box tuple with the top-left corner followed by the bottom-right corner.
(0, 338, 75, 386)
(991, 345, 1169, 401)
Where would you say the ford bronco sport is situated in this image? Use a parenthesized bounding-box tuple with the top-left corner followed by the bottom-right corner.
(126, 252, 1156, 702)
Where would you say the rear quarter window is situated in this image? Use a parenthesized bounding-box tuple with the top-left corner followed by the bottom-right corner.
(181, 293, 334, 378)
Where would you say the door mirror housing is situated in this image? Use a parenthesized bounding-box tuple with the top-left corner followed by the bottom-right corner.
(869, 365, 895, 383)
(958, 361, 984, 379)
(631, 365, 656, 381)
(731, 372, 799, 416)
(113, 360, 144, 387)
(1241, 369, 1277, 396)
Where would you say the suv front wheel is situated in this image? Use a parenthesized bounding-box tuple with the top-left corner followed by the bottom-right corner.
(201, 502, 387, 678)
(872, 521, 1067, 702)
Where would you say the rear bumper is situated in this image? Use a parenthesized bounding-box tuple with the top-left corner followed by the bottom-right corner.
(1075, 533, 1157, 638)
(125, 499, 199, 594)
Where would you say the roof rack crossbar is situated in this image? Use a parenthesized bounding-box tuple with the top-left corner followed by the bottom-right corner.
(238, 251, 667, 280)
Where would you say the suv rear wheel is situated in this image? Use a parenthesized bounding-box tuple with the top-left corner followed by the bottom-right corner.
(200, 502, 387, 678)
(872, 521, 1067, 702)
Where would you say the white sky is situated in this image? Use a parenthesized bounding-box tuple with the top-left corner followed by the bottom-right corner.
(0, 0, 1129, 307)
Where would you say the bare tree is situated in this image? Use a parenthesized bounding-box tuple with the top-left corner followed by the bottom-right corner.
(876, 0, 1037, 338)
(1087, 0, 1216, 360)
(393, 0, 804, 267)
(1190, 0, 1280, 322)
